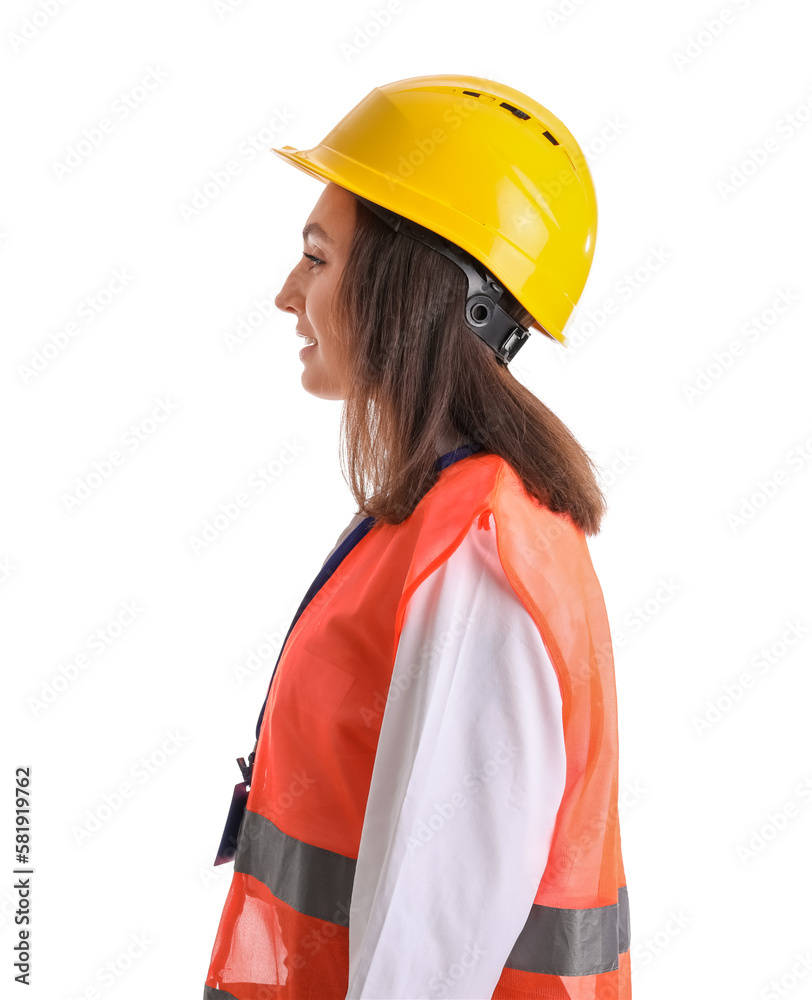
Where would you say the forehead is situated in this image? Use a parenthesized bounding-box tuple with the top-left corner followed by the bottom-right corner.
(303, 182, 357, 248)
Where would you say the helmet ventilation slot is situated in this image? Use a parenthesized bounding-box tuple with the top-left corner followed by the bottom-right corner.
(462, 90, 559, 146)
(499, 101, 531, 120)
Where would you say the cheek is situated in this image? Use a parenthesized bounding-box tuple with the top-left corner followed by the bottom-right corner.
(306, 277, 338, 340)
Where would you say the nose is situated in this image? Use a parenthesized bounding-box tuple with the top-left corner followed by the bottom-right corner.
(274, 264, 301, 315)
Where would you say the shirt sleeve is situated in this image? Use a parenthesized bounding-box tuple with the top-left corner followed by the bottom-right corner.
(345, 512, 568, 1000)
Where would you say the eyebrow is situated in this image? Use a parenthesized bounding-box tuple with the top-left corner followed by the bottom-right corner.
(302, 222, 335, 247)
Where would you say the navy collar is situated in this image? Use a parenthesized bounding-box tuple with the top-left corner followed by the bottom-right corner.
(434, 441, 484, 472)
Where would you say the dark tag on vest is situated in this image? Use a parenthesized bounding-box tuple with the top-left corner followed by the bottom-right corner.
(213, 781, 249, 866)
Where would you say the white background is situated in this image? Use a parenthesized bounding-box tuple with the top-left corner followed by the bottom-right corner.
(1, 0, 811, 997)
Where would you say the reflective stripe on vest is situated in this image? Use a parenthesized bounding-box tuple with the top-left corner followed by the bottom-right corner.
(235, 807, 630, 977)
(204, 451, 631, 998)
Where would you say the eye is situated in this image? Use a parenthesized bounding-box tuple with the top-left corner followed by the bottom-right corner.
(302, 251, 325, 270)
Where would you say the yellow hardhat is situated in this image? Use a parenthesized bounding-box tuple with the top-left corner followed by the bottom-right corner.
(271, 74, 597, 353)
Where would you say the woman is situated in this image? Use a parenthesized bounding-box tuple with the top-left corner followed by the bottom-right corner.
(204, 74, 631, 999)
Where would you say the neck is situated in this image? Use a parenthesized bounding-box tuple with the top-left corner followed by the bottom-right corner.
(435, 429, 466, 457)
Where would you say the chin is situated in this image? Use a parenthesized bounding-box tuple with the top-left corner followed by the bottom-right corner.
(301, 373, 345, 401)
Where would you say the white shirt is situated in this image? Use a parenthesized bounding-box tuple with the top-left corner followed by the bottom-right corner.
(344, 511, 567, 999)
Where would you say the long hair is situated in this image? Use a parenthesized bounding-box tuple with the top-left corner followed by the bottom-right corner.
(330, 195, 607, 536)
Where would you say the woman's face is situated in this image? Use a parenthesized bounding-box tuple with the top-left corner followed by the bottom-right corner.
(274, 181, 357, 400)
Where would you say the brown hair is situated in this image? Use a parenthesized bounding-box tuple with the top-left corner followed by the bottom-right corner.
(331, 195, 607, 536)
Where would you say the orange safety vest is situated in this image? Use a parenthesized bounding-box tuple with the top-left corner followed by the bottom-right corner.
(204, 450, 631, 999)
